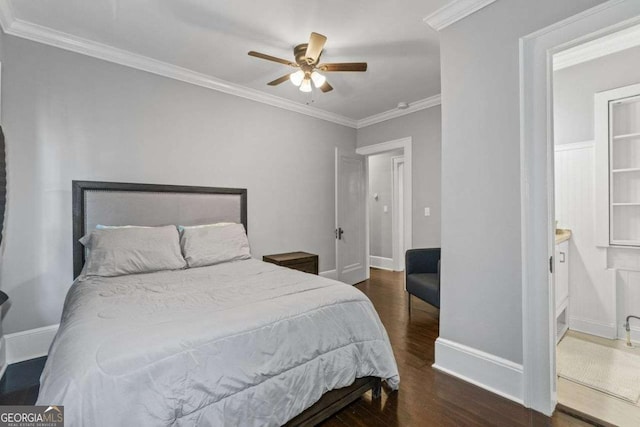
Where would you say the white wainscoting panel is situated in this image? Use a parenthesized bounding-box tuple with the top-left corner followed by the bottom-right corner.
(555, 142, 616, 338)
(433, 338, 524, 404)
(5, 324, 58, 364)
(615, 270, 640, 343)
(369, 256, 394, 271)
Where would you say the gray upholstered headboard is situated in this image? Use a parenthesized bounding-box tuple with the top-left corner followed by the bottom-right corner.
(72, 181, 247, 278)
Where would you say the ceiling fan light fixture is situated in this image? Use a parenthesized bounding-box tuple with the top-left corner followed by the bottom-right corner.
(299, 78, 312, 93)
(310, 71, 326, 88)
(248, 32, 368, 95)
(289, 70, 305, 86)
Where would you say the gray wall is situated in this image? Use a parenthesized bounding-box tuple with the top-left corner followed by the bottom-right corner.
(554, 44, 640, 145)
(438, 0, 604, 364)
(368, 149, 402, 258)
(0, 34, 356, 334)
(357, 107, 442, 249)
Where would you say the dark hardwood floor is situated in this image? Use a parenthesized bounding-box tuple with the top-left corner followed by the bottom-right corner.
(0, 268, 592, 426)
(320, 268, 593, 427)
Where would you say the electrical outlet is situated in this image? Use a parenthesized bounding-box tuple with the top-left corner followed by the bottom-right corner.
(383, 205, 388, 213)
(424, 207, 430, 217)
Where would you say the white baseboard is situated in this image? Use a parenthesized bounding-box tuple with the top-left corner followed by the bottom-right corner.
(369, 256, 394, 271)
(320, 269, 337, 280)
(433, 338, 524, 405)
(5, 324, 59, 364)
(569, 317, 616, 339)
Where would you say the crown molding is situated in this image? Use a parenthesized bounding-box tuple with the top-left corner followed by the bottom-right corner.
(356, 94, 441, 129)
(0, 5, 358, 129)
(424, 0, 496, 31)
(0, 2, 444, 130)
(553, 22, 640, 70)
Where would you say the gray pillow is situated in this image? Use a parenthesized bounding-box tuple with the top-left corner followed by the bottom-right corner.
(180, 223, 251, 268)
(81, 225, 186, 277)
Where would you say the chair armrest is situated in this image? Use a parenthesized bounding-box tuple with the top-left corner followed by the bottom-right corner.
(405, 248, 441, 275)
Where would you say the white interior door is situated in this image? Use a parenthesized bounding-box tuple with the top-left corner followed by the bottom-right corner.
(335, 147, 367, 285)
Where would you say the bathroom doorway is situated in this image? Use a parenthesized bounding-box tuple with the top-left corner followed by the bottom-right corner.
(550, 24, 640, 426)
(367, 149, 405, 272)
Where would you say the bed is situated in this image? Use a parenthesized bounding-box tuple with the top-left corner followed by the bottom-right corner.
(36, 181, 399, 426)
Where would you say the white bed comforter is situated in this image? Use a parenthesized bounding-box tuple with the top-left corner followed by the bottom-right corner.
(37, 259, 399, 426)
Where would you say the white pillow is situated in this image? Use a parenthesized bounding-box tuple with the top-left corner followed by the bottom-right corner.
(79, 225, 152, 246)
(177, 222, 234, 232)
(81, 225, 186, 277)
(179, 223, 251, 268)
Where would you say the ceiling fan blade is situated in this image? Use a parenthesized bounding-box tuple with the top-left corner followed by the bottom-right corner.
(267, 74, 292, 86)
(248, 51, 297, 67)
(320, 81, 333, 93)
(305, 32, 327, 64)
(318, 62, 368, 72)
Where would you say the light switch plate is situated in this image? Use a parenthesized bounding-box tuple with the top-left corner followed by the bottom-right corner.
(424, 207, 430, 216)
(384, 205, 388, 213)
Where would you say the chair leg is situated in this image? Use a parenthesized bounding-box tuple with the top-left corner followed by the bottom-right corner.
(407, 292, 411, 319)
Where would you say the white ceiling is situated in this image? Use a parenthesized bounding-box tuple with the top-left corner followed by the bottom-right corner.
(6, 0, 448, 121)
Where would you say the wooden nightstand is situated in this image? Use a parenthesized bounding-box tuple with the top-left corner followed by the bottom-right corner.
(263, 251, 319, 275)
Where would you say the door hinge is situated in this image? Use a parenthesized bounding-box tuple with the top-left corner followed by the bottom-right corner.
(335, 227, 344, 240)
(549, 256, 553, 273)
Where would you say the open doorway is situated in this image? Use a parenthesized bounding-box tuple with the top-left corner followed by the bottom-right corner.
(519, 1, 640, 417)
(367, 149, 404, 271)
(549, 23, 640, 426)
(356, 137, 412, 278)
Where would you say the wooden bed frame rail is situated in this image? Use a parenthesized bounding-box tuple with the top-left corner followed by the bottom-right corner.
(286, 377, 382, 426)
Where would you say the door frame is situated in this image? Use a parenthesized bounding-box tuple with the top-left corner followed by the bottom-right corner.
(519, 0, 640, 415)
(391, 156, 405, 271)
(356, 137, 412, 278)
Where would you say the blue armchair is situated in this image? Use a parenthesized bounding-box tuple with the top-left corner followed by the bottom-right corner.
(405, 248, 441, 315)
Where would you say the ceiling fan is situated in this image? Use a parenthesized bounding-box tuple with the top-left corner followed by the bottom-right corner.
(248, 32, 367, 94)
